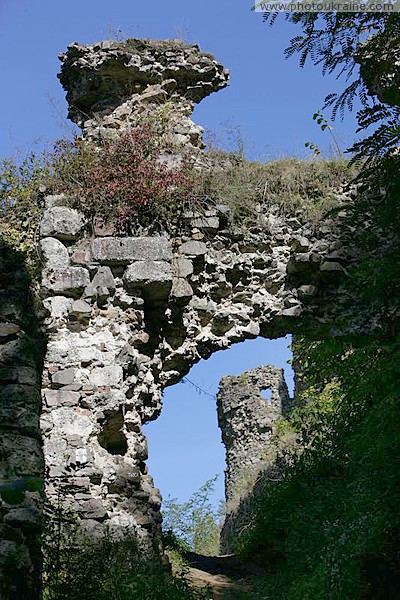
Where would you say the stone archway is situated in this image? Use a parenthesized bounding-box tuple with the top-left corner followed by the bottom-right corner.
(37, 38, 381, 556)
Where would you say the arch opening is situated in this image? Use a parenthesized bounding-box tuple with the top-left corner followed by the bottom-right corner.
(144, 336, 294, 554)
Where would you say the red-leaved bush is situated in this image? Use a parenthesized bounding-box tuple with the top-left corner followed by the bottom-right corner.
(53, 122, 198, 234)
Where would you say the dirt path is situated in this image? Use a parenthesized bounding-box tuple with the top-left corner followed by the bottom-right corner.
(183, 551, 265, 599)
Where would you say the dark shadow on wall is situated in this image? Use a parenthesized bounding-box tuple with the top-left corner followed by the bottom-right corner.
(0, 239, 45, 599)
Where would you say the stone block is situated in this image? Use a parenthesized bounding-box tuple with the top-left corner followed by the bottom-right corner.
(286, 253, 320, 277)
(43, 297, 73, 319)
(40, 238, 70, 269)
(78, 499, 107, 520)
(298, 284, 317, 296)
(281, 305, 303, 317)
(41, 267, 90, 297)
(90, 237, 172, 264)
(90, 366, 123, 387)
(4, 507, 41, 528)
(172, 257, 194, 278)
(320, 261, 345, 272)
(71, 240, 92, 265)
(178, 240, 207, 256)
(91, 266, 115, 291)
(319, 261, 346, 278)
(123, 260, 172, 301)
(44, 389, 80, 408)
(291, 235, 310, 253)
(191, 216, 219, 230)
(51, 368, 77, 387)
(51, 408, 93, 438)
(171, 277, 193, 300)
(0, 323, 20, 342)
(69, 300, 92, 319)
(41, 206, 85, 240)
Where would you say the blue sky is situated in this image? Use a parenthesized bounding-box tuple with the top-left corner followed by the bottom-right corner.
(1, 1, 361, 507)
(144, 337, 294, 507)
(1, 0, 360, 160)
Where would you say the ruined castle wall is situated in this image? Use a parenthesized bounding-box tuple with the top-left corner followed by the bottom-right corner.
(38, 195, 363, 551)
(217, 366, 290, 512)
(1, 37, 395, 599)
(217, 366, 290, 552)
(36, 39, 384, 554)
(0, 243, 43, 599)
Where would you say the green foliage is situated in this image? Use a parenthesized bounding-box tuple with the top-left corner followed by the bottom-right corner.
(0, 151, 49, 278)
(202, 154, 354, 225)
(305, 111, 342, 157)
(51, 124, 200, 234)
(42, 518, 207, 600)
(260, 13, 400, 164)
(162, 476, 225, 556)
(234, 335, 400, 599)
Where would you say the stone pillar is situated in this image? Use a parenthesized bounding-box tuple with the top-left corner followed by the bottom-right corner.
(217, 366, 290, 551)
(39, 203, 170, 552)
(39, 38, 230, 552)
(0, 241, 44, 599)
(58, 38, 229, 150)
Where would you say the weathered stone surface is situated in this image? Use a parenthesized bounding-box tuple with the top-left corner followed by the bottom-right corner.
(0, 243, 43, 597)
(172, 257, 194, 278)
(179, 240, 207, 256)
(286, 252, 320, 277)
(43, 297, 73, 320)
(217, 366, 291, 552)
(320, 261, 346, 275)
(123, 261, 172, 300)
(33, 36, 394, 582)
(291, 235, 310, 252)
(191, 216, 219, 230)
(44, 389, 81, 408)
(40, 238, 70, 269)
(52, 368, 77, 387)
(41, 267, 90, 297)
(44, 194, 71, 209)
(170, 277, 193, 300)
(281, 305, 303, 317)
(91, 237, 172, 264)
(69, 299, 92, 319)
(41, 207, 85, 240)
(91, 366, 123, 387)
(0, 322, 20, 341)
(78, 498, 107, 520)
(59, 39, 229, 131)
(91, 266, 116, 291)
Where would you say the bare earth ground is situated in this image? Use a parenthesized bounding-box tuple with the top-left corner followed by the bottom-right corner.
(182, 551, 266, 599)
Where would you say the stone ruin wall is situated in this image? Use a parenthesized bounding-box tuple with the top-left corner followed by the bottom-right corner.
(217, 366, 291, 552)
(0, 37, 389, 595)
(0, 246, 43, 597)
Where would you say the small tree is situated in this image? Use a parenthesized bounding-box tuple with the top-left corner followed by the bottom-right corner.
(162, 476, 225, 556)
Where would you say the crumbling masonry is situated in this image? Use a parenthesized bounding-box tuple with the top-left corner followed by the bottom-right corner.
(217, 366, 291, 551)
(0, 38, 390, 596)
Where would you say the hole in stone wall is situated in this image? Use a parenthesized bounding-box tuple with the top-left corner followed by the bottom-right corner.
(260, 388, 272, 403)
(144, 336, 294, 521)
(98, 408, 128, 456)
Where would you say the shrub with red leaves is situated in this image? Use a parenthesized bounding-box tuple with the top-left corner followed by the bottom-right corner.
(53, 122, 198, 234)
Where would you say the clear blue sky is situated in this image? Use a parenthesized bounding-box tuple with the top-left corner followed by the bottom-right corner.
(145, 337, 294, 507)
(1, 0, 360, 160)
(1, 1, 360, 507)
